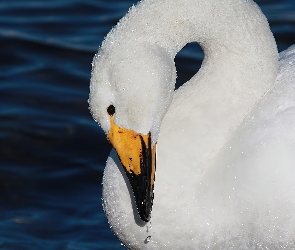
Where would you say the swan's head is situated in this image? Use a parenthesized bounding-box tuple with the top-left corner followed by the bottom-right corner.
(89, 44, 176, 221)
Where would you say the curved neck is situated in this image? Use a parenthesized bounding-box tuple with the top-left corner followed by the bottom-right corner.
(100, 0, 278, 166)
(103, 0, 278, 98)
(104, 0, 277, 58)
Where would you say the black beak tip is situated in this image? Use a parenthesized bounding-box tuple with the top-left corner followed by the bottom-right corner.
(139, 210, 150, 222)
(124, 170, 154, 222)
(137, 198, 153, 222)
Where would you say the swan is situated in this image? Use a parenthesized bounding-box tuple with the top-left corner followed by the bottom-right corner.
(89, 0, 295, 248)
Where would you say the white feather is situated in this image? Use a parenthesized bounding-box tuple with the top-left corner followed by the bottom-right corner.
(90, 0, 295, 248)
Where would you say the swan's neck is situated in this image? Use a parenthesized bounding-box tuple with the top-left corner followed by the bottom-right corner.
(153, 0, 278, 170)
(99, 0, 278, 168)
(103, 0, 278, 60)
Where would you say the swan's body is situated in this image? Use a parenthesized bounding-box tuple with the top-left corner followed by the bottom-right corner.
(89, 0, 295, 248)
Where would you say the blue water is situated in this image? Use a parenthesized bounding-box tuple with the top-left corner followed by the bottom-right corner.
(0, 0, 294, 249)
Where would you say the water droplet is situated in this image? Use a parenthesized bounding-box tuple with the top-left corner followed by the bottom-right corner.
(145, 236, 151, 243)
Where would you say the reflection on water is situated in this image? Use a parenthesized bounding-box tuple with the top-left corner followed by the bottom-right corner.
(0, 0, 294, 249)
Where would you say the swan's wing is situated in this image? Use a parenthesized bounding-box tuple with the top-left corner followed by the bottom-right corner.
(198, 45, 295, 242)
(251, 44, 295, 151)
(276, 45, 295, 122)
(220, 45, 295, 196)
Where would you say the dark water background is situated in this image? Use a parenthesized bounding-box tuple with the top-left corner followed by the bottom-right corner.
(0, 0, 294, 249)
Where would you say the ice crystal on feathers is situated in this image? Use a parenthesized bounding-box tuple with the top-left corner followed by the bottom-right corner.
(89, 0, 295, 248)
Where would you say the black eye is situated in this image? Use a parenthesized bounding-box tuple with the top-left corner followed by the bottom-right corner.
(107, 105, 115, 116)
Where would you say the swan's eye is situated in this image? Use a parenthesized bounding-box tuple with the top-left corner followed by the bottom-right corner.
(107, 105, 115, 116)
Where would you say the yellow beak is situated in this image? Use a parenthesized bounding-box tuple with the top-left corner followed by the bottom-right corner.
(107, 115, 156, 222)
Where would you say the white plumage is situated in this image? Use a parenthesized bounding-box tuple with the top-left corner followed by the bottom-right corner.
(89, 0, 295, 248)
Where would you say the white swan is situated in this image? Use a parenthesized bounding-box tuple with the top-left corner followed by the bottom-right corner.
(89, 0, 295, 248)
